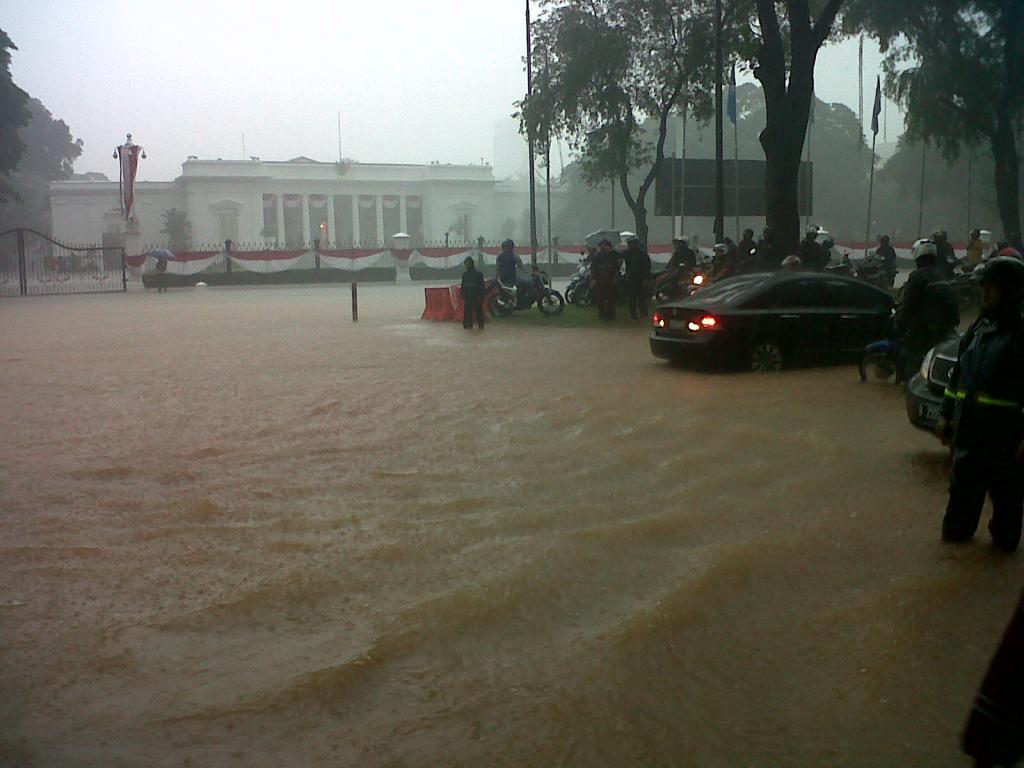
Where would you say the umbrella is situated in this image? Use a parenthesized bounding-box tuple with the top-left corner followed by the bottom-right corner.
(150, 248, 174, 260)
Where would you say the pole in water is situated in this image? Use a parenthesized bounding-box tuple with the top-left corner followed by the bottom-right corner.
(351, 282, 358, 322)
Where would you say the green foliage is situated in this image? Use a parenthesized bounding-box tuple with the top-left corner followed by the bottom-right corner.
(160, 208, 193, 252)
(0, 97, 83, 232)
(523, 0, 723, 239)
(0, 29, 31, 203)
(845, 0, 1023, 238)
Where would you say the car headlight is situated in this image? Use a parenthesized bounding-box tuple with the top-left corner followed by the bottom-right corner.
(920, 348, 935, 381)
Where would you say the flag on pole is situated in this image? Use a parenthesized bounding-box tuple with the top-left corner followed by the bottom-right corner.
(115, 139, 144, 220)
(726, 63, 737, 125)
(870, 75, 882, 136)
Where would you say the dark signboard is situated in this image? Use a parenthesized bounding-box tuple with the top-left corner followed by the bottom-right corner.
(655, 159, 812, 217)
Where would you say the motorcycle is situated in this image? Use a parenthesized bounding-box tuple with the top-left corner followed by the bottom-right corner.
(488, 271, 565, 317)
(852, 253, 894, 290)
(652, 267, 691, 304)
(565, 257, 592, 306)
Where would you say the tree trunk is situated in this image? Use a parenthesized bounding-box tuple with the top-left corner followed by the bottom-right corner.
(991, 113, 1022, 244)
(619, 172, 649, 244)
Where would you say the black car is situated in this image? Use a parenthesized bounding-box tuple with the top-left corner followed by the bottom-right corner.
(905, 336, 960, 432)
(649, 272, 895, 371)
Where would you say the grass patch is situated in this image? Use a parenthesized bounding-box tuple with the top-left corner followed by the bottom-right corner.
(488, 303, 652, 329)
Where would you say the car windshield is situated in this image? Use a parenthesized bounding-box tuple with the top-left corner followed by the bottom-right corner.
(685, 274, 767, 306)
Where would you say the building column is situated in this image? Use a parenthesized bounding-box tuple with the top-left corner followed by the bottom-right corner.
(275, 194, 285, 248)
(326, 194, 337, 248)
(300, 194, 311, 248)
(399, 195, 408, 235)
(375, 195, 384, 247)
(352, 194, 361, 246)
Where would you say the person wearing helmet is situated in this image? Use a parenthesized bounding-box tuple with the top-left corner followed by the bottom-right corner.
(933, 229, 956, 276)
(496, 239, 519, 285)
(938, 256, 1024, 553)
(624, 236, 652, 320)
(797, 227, 825, 271)
(876, 234, 897, 287)
(668, 236, 697, 273)
(896, 239, 960, 380)
(591, 238, 620, 320)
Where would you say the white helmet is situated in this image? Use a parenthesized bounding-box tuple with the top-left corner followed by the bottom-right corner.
(912, 239, 938, 261)
(712, 242, 729, 255)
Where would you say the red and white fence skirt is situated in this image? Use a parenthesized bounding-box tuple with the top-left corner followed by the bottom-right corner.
(126, 242, 956, 279)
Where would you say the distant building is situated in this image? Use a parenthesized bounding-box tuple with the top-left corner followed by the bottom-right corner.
(49, 156, 543, 250)
(492, 119, 529, 181)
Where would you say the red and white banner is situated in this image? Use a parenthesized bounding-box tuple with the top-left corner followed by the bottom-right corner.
(116, 143, 143, 220)
(228, 250, 307, 273)
(319, 249, 390, 271)
(408, 248, 475, 269)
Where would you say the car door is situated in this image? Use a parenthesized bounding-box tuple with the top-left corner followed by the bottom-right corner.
(746, 278, 829, 360)
(823, 278, 894, 356)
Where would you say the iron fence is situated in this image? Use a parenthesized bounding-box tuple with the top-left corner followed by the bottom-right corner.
(0, 229, 126, 297)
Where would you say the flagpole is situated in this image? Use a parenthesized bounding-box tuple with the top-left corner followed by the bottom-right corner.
(865, 132, 877, 259)
(525, 0, 539, 265)
(733, 102, 739, 240)
(805, 97, 813, 229)
(681, 105, 687, 238)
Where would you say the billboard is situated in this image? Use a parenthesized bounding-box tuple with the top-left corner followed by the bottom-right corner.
(655, 159, 813, 217)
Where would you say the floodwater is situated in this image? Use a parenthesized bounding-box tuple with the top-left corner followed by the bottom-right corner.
(1, 284, 1021, 767)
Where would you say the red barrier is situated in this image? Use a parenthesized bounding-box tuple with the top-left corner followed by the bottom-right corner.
(450, 285, 465, 323)
(421, 287, 456, 321)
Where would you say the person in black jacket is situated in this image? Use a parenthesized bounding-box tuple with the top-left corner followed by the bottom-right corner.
(624, 236, 652, 320)
(797, 227, 825, 271)
(939, 257, 1024, 551)
(461, 256, 486, 329)
(896, 240, 958, 381)
(876, 234, 897, 287)
(591, 238, 620, 320)
(757, 226, 783, 271)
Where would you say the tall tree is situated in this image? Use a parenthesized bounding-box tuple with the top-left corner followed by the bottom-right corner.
(845, 0, 1023, 243)
(160, 208, 192, 252)
(523, 0, 717, 245)
(746, 0, 846, 257)
(0, 97, 84, 233)
(0, 29, 31, 205)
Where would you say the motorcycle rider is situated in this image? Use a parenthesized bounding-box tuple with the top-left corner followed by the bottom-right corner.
(496, 239, 519, 285)
(938, 256, 1024, 552)
(876, 234, 898, 288)
(624, 236, 652, 320)
(591, 238, 620, 320)
(966, 228, 985, 268)
(757, 226, 783, 271)
(934, 229, 957, 276)
(668, 236, 697, 273)
(797, 227, 825, 271)
(896, 239, 959, 381)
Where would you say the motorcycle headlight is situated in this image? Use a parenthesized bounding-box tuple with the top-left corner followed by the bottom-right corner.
(920, 348, 935, 381)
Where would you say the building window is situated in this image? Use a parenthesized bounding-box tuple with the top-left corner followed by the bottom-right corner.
(332, 195, 354, 246)
(262, 194, 277, 240)
(283, 194, 303, 247)
(382, 195, 401, 240)
(309, 194, 328, 244)
(358, 195, 378, 247)
(406, 195, 423, 244)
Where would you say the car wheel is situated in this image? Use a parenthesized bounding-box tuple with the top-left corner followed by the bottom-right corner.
(750, 342, 783, 373)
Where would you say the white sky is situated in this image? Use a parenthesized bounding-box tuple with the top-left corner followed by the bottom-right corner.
(3, 0, 899, 181)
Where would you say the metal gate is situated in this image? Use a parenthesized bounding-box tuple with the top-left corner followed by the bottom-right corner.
(0, 228, 126, 297)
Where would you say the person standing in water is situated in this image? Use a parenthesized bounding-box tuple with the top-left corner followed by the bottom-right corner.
(461, 256, 485, 330)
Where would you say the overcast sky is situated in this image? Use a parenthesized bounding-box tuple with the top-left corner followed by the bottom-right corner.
(4, 0, 899, 181)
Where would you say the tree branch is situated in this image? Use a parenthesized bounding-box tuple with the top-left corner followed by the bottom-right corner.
(811, 0, 845, 49)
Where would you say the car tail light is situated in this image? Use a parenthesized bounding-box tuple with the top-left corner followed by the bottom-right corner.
(700, 315, 718, 328)
(652, 313, 666, 329)
(692, 274, 705, 286)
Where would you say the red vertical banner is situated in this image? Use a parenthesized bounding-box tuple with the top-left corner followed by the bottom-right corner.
(116, 139, 144, 220)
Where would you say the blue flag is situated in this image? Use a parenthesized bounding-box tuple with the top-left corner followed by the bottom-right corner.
(870, 76, 882, 136)
(727, 64, 737, 125)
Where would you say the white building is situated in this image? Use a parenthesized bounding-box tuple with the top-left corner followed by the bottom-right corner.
(49, 156, 545, 250)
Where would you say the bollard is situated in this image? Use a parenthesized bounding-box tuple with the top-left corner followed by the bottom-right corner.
(351, 281, 358, 322)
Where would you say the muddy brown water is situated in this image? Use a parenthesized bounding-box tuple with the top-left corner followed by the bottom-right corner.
(1, 285, 1020, 767)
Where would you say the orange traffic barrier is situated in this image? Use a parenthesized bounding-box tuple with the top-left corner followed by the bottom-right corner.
(450, 285, 465, 323)
(421, 287, 456, 321)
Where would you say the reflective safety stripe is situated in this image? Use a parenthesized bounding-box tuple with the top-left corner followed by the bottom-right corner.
(943, 388, 1020, 408)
